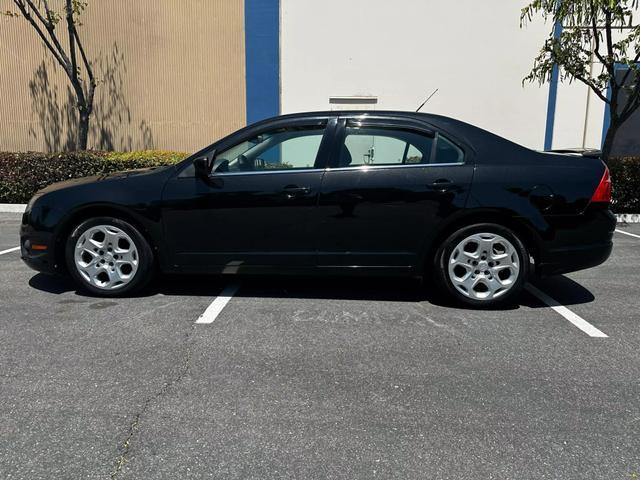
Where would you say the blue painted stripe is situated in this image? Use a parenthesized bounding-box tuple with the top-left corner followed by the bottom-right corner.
(544, 19, 563, 151)
(244, 0, 280, 125)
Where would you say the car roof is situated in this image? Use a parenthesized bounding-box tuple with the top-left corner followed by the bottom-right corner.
(258, 110, 445, 123)
(252, 110, 485, 141)
(266, 110, 530, 152)
(189, 110, 532, 164)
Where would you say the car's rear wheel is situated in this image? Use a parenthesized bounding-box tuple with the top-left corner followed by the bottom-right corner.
(65, 217, 154, 296)
(434, 223, 529, 307)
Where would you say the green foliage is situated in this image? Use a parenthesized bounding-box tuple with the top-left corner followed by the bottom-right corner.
(522, 0, 640, 95)
(521, 0, 640, 158)
(608, 156, 640, 212)
(2, 0, 88, 23)
(0, 150, 188, 203)
(101, 150, 188, 169)
(2, 150, 639, 212)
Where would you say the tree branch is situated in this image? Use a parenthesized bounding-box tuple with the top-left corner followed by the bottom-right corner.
(620, 49, 640, 87)
(12, 0, 67, 70)
(590, 3, 606, 65)
(72, 26, 95, 113)
(65, 0, 78, 87)
(574, 71, 611, 104)
(604, 9, 615, 61)
(619, 77, 640, 122)
(619, 96, 640, 123)
(21, 0, 71, 69)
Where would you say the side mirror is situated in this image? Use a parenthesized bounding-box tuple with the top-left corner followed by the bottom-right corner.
(193, 155, 214, 180)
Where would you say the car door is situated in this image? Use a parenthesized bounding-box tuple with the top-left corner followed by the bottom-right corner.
(161, 117, 336, 272)
(315, 116, 474, 271)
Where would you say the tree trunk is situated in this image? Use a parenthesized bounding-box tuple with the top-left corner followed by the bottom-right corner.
(601, 123, 618, 162)
(77, 108, 90, 151)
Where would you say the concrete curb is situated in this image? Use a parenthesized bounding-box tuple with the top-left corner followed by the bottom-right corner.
(1, 203, 639, 223)
(0, 204, 27, 213)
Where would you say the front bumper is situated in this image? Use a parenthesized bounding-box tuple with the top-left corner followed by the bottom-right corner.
(20, 221, 58, 275)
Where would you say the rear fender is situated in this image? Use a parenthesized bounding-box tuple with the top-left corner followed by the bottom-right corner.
(417, 204, 546, 274)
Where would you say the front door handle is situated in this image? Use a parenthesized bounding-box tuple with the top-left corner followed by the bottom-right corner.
(282, 185, 311, 199)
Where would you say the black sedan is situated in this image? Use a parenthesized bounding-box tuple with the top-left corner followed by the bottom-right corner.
(20, 111, 615, 307)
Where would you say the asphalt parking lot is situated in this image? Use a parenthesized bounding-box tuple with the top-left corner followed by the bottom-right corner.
(1, 211, 639, 479)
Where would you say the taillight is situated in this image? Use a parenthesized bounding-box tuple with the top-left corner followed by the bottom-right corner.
(591, 166, 612, 203)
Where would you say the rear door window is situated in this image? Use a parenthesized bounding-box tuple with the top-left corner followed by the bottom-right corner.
(337, 127, 434, 167)
(334, 125, 464, 168)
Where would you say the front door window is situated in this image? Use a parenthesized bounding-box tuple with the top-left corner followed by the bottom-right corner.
(213, 126, 326, 173)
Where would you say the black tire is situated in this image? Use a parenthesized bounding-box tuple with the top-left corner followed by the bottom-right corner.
(434, 223, 529, 308)
(65, 216, 155, 297)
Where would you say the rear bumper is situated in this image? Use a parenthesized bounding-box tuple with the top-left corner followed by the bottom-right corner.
(537, 241, 613, 276)
(536, 206, 615, 276)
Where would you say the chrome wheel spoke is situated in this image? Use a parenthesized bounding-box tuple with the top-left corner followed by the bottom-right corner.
(116, 248, 136, 263)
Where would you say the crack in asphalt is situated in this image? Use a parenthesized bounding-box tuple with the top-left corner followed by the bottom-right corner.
(110, 323, 196, 479)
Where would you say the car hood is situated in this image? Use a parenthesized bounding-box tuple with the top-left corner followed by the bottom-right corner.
(37, 166, 170, 195)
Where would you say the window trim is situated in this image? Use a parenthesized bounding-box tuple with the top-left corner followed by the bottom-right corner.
(204, 167, 322, 177)
(175, 116, 335, 179)
(432, 132, 465, 165)
(212, 123, 330, 175)
(324, 162, 467, 173)
(330, 117, 467, 169)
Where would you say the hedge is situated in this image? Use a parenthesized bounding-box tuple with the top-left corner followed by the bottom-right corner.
(0, 150, 188, 204)
(608, 157, 640, 213)
(0, 151, 638, 212)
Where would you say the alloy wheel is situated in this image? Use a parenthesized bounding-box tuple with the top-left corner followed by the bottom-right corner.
(73, 225, 139, 290)
(447, 232, 520, 301)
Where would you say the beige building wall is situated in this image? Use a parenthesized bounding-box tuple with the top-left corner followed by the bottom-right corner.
(0, 0, 246, 153)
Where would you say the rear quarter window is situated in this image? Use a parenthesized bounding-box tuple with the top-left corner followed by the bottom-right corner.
(435, 135, 464, 164)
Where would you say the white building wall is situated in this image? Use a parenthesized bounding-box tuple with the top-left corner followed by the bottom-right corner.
(553, 80, 607, 150)
(280, 0, 618, 151)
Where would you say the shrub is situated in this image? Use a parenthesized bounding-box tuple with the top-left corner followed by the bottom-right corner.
(0, 150, 188, 204)
(1, 150, 639, 212)
(608, 156, 640, 213)
(100, 150, 188, 169)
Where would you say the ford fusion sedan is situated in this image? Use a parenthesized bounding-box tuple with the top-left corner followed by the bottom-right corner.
(20, 111, 615, 307)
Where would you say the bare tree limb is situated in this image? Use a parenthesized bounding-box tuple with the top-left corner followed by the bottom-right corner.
(574, 72, 611, 103)
(591, 4, 614, 77)
(40, 0, 72, 69)
(21, 0, 71, 69)
(65, 0, 78, 81)
(12, 0, 67, 70)
(13, 0, 96, 150)
(620, 49, 640, 86)
(72, 26, 95, 112)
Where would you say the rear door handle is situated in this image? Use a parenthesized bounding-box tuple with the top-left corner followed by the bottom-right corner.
(428, 178, 457, 192)
(282, 185, 311, 199)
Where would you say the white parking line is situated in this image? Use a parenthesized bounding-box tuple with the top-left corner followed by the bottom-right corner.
(0, 246, 20, 256)
(525, 284, 608, 338)
(615, 229, 640, 239)
(195, 283, 241, 324)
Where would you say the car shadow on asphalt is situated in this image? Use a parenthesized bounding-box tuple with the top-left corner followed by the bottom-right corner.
(28, 272, 595, 311)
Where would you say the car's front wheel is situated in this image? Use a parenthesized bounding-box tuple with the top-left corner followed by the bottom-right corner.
(65, 217, 154, 296)
(434, 223, 529, 307)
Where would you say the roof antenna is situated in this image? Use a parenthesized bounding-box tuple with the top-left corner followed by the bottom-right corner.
(416, 88, 439, 112)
